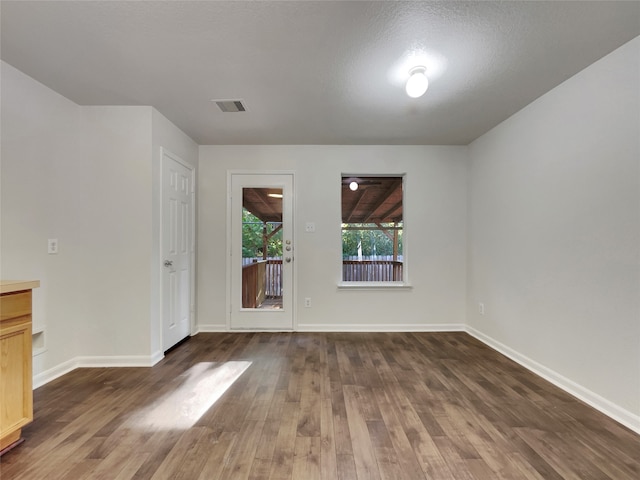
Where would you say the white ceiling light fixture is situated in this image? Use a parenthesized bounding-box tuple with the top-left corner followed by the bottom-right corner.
(349, 181, 359, 191)
(405, 66, 429, 98)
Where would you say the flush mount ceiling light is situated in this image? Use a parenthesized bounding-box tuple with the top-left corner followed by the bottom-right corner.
(405, 66, 429, 98)
(349, 181, 359, 191)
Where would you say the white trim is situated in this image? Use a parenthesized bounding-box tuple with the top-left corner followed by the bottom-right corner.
(466, 326, 640, 435)
(226, 172, 232, 331)
(337, 282, 413, 290)
(74, 355, 161, 368)
(32, 329, 47, 357)
(228, 329, 294, 333)
(161, 146, 194, 171)
(195, 324, 228, 333)
(297, 323, 465, 332)
(160, 148, 196, 350)
(194, 322, 464, 333)
(149, 351, 165, 366)
(33, 358, 78, 389)
(226, 171, 296, 331)
(339, 172, 409, 285)
(33, 354, 164, 389)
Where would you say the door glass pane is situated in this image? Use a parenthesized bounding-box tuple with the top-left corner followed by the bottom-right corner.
(241, 188, 283, 309)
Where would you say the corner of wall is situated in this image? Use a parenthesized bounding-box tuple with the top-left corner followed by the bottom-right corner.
(464, 37, 640, 428)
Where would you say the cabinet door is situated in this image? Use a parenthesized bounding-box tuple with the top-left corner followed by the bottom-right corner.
(0, 292, 33, 450)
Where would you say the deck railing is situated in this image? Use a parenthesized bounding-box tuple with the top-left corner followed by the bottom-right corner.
(342, 260, 403, 282)
(265, 259, 282, 297)
(242, 260, 266, 308)
(242, 258, 282, 307)
(243, 258, 403, 307)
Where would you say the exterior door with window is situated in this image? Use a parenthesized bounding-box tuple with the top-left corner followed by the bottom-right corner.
(229, 173, 294, 330)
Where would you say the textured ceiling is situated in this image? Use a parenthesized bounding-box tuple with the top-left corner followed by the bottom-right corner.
(1, 1, 639, 145)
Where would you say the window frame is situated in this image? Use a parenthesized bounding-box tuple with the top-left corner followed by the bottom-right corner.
(338, 173, 410, 288)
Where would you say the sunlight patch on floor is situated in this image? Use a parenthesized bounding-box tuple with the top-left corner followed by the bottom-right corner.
(132, 361, 252, 430)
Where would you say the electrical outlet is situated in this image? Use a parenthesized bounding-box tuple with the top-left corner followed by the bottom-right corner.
(48, 238, 58, 254)
(304, 297, 311, 308)
(479, 302, 485, 315)
(305, 222, 315, 233)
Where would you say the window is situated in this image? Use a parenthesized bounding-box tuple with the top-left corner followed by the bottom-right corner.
(341, 175, 404, 283)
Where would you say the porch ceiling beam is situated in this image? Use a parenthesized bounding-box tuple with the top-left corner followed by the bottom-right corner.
(345, 189, 367, 223)
(253, 189, 279, 215)
(362, 179, 402, 223)
(374, 222, 395, 242)
(378, 201, 402, 222)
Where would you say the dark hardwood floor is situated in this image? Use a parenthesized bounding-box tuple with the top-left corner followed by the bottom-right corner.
(1, 332, 638, 479)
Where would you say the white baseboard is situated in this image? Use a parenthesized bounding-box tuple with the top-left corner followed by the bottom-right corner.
(195, 324, 228, 333)
(32, 353, 163, 390)
(465, 326, 640, 435)
(196, 323, 466, 333)
(149, 351, 164, 366)
(297, 323, 466, 332)
(74, 355, 161, 368)
(33, 358, 78, 389)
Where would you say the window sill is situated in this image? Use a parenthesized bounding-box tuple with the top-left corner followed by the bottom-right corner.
(337, 282, 413, 290)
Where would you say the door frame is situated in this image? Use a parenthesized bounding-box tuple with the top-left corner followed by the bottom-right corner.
(160, 148, 196, 351)
(226, 170, 296, 331)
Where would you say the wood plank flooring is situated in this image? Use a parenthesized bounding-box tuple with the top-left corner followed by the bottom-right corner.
(1, 332, 638, 479)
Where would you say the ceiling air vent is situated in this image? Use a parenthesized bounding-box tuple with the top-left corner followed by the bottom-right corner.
(213, 99, 246, 113)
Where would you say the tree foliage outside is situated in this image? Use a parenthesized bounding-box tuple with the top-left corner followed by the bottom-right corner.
(242, 211, 401, 260)
(242, 208, 283, 258)
(341, 222, 403, 258)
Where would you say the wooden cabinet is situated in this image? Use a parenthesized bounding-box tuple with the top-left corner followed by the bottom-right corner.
(0, 280, 39, 454)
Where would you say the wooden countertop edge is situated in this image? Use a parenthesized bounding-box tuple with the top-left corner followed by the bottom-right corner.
(0, 280, 40, 294)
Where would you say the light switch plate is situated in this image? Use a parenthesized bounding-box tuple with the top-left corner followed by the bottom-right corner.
(48, 238, 58, 254)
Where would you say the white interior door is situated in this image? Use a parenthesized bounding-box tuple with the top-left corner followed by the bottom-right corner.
(162, 150, 193, 351)
(230, 173, 294, 330)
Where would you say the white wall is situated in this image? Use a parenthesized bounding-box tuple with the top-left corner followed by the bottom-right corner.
(198, 145, 468, 331)
(1, 61, 82, 375)
(467, 37, 640, 429)
(1, 62, 154, 376)
(76, 106, 154, 359)
(1, 62, 198, 383)
(150, 109, 198, 356)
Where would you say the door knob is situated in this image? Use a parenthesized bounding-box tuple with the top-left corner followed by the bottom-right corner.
(164, 260, 173, 267)
(285, 257, 292, 263)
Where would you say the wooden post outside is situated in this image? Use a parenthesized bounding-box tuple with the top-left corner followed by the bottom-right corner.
(393, 223, 399, 262)
(262, 222, 268, 260)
